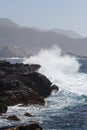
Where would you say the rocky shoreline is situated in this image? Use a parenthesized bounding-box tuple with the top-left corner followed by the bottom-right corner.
(1, 122, 43, 130)
(0, 61, 58, 129)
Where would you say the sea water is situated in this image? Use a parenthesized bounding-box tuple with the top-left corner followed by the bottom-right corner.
(0, 46, 87, 130)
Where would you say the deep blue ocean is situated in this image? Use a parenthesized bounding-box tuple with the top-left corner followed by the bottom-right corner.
(0, 53, 87, 130)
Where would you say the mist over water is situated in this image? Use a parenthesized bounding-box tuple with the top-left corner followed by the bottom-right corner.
(24, 46, 87, 96)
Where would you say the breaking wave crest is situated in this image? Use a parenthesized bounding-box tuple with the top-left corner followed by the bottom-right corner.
(24, 46, 87, 96)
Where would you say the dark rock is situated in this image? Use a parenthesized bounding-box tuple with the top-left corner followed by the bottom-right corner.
(7, 115, 20, 121)
(28, 72, 52, 97)
(24, 64, 41, 73)
(0, 87, 45, 106)
(0, 61, 59, 114)
(19, 123, 42, 130)
(24, 113, 32, 117)
(3, 122, 43, 130)
(0, 103, 7, 115)
(51, 84, 59, 94)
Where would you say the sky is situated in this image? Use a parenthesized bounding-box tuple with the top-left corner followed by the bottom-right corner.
(0, 0, 87, 36)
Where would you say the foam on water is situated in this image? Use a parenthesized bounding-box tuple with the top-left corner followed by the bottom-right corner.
(1, 48, 87, 129)
(24, 46, 87, 96)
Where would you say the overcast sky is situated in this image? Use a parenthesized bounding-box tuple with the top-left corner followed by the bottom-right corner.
(0, 0, 87, 36)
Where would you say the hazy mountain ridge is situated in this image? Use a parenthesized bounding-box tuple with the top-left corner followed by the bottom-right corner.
(50, 28, 82, 38)
(0, 18, 20, 28)
(0, 45, 29, 58)
(0, 18, 87, 56)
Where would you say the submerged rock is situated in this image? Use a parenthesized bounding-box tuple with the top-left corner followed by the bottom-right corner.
(24, 113, 32, 117)
(7, 115, 20, 121)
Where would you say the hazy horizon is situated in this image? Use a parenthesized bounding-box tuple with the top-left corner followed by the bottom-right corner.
(0, 0, 87, 36)
(0, 17, 83, 37)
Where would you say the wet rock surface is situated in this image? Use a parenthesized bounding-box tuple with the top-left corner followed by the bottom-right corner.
(0, 61, 58, 114)
(7, 115, 20, 121)
(51, 84, 59, 94)
(0, 60, 58, 129)
(24, 113, 32, 117)
(1, 122, 43, 130)
(0, 103, 7, 115)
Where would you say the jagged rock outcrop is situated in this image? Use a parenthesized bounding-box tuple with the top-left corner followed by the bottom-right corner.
(0, 61, 58, 115)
